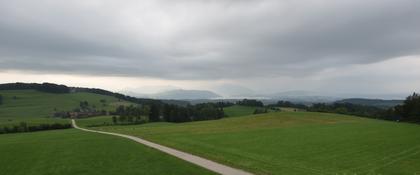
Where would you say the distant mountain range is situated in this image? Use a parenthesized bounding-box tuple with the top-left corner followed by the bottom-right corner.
(121, 88, 406, 105)
(122, 89, 221, 100)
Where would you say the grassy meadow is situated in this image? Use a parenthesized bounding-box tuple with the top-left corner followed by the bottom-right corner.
(223, 105, 263, 117)
(85, 112, 420, 175)
(0, 129, 215, 175)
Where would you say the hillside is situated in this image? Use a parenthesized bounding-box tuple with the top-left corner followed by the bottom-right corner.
(0, 89, 134, 128)
(86, 112, 420, 175)
(0, 90, 132, 119)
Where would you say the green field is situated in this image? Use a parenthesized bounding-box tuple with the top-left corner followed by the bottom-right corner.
(0, 129, 215, 175)
(224, 105, 264, 117)
(2, 89, 420, 174)
(76, 115, 114, 127)
(86, 112, 420, 175)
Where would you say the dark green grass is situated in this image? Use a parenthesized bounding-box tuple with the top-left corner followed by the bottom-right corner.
(223, 105, 263, 117)
(0, 129, 215, 175)
(92, 112, 420, 175)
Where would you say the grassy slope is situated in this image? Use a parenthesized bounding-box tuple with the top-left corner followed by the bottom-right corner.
(0, 90, 133, 126)
(0, 129, 215, 175)
(91, 112, 420, 175)
(224, 105, 261, 117)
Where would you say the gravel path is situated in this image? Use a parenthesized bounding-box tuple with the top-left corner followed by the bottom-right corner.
(72, 119, 253, 175)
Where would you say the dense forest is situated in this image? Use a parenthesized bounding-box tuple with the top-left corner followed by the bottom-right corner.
(0, 94, 2, 105)
(112, 103, 224, 124)
(236, 99, 264, 107)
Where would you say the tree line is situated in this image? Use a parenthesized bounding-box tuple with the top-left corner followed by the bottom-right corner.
(0, 82, 70, 93)
(0, 94, 3, 105)
(236, 99, 264, 107)
(0, 122, 72, 134)
(307, 103, 385, 119)
(271, 101, 307, 109)
(111, 103, 225, 125)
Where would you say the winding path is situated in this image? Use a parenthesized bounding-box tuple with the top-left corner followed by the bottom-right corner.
(71, 119, 253, 175)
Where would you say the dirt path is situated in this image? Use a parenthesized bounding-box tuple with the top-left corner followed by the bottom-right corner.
(71, 120, 253, 175)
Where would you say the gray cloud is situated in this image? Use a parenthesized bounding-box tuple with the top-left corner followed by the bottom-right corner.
(0, 0, 419, 81)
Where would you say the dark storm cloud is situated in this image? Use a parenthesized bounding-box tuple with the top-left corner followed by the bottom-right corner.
(0, 0, 419, 79)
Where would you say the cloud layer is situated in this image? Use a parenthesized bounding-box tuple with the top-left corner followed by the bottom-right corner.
(0, 0, 419, 96)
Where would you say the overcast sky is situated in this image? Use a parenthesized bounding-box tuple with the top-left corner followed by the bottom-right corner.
(0, 0, 419, 98)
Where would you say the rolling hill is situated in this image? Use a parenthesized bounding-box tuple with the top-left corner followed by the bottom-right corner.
(0, 89, 134, 127)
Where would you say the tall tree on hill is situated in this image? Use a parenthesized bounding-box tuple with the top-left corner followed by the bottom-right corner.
(149, 104, 160, 122)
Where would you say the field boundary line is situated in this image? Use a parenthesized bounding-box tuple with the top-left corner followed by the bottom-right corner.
(72, 120, 253, 175)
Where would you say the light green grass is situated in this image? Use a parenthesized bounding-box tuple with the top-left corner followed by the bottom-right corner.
(0, 90, 134, 119)
(92, 112, 420, 175)
(224, 105, 263, 117)
(0, 129, 215, 175)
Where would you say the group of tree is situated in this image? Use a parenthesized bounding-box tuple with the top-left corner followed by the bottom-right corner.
(110, 102, 224, 125)
(215, 101, 235, 108)
(273, 101, 307, 109)
(111, 105, 150, 124)
(0, 94, 3, 105)
(0, 82, 70, 93)
(386, 93, 420, 123)
(236, 99, 264, 107)
(161, 103, 225, 122)
(308, 102, 385, 119)
(0, 122, 72, 134)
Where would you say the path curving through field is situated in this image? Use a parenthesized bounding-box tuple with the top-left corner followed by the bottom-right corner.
(71, 119, 253, 175)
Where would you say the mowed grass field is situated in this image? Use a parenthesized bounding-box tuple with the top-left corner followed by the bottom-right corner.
(0, 129, 215, 175)
(86, 112, 420, 175)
